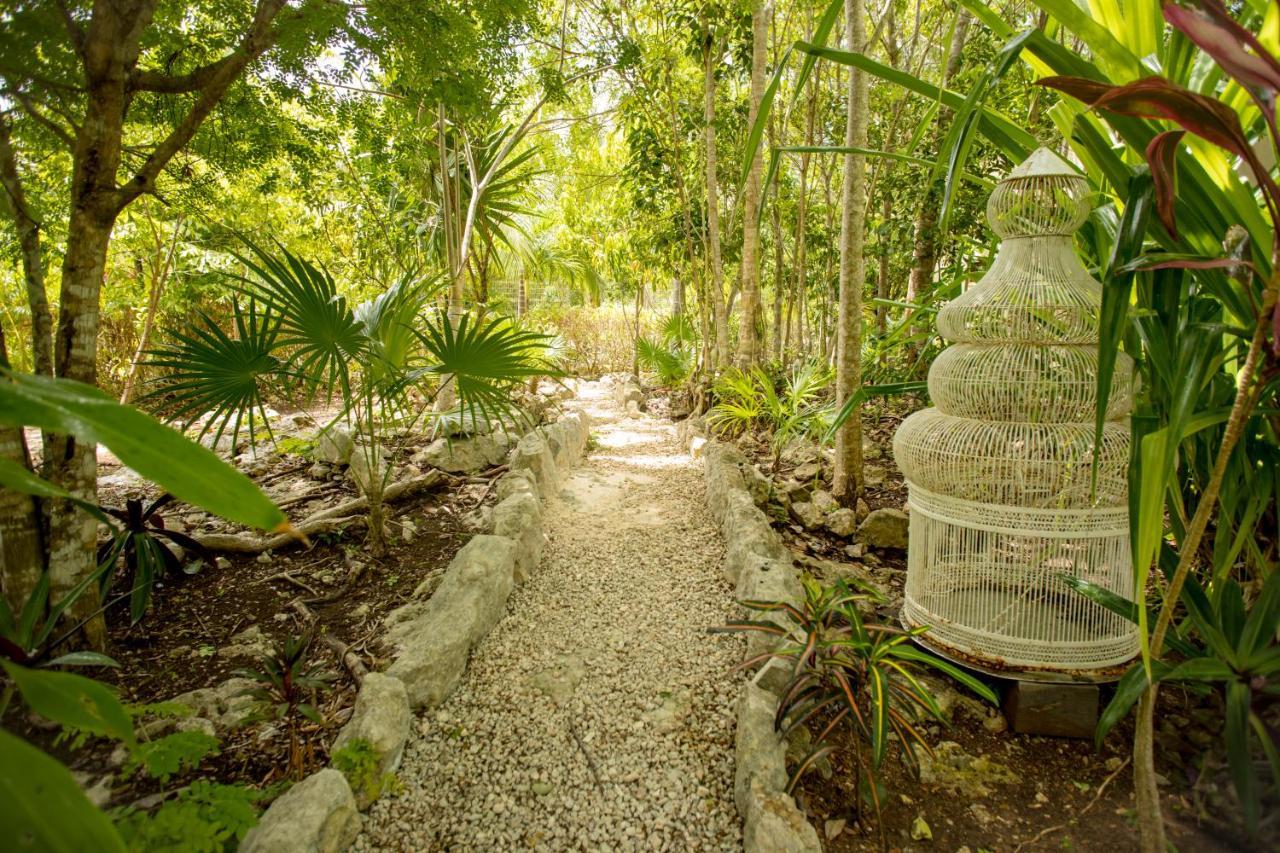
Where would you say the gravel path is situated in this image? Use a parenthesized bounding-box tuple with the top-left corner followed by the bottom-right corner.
(357, 380, 745, 851)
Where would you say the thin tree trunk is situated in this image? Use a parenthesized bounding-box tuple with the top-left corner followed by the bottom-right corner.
(0, 120, 53, 378)
(120, 213, 184, 404)
(833, 0, 868, 504)
(0, 325, 44, 616)
(876, 194, 890, 337)
(791, 64, 817, 360)
(769, 109, 785, 363)
(736, 0, 769, 367)
(904, 11, 970, 359)
(703, 24, 729, 370)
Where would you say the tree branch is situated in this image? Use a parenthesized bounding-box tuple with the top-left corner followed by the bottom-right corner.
(8, 91, 76, 149)
(114, 0, 288, 211)
(129, 52, 239, 94)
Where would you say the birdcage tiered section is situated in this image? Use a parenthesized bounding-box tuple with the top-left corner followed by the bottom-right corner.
(893, 149, 1139, 677)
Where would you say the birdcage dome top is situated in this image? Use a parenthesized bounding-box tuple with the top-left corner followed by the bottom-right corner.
(987, 147, 1090, 239)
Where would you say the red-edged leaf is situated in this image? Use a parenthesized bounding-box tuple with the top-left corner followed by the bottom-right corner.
(1039, 75, 1252, 160)
(1146, 130, 1185, 238)
(1166, 2, 1280, 94)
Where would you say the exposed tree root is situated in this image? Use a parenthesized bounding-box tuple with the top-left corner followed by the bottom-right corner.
(193, 472, 442, 553)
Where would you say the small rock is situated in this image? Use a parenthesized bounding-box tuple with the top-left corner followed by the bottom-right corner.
(825, 507, 858, 537)
(824, 818, 846, 840)
(307, 462, 332, 480)
(1105, 756, 1124, 772)
(316, 426, 355, 465)
(810, 489, 837, 514)
(910, 814, 932, 841)
(789, 501, 823, 531)
(855, 498, 870, 521)
(793, 461, 822, 482)
(857, 508, 909, 549)
(531, 782, 552, 796)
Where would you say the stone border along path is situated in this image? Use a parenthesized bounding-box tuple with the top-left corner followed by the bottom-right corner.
(353, 377, 747, 851)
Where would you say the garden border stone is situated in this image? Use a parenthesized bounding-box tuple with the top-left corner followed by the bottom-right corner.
(244, 408, 593, 849)
(699, 436, 821, 853)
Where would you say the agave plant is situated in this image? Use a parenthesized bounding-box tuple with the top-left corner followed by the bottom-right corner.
(146, 241, 553, 555)
(717, 578, 996, 840)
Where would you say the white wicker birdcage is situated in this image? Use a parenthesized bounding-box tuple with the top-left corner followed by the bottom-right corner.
(894, 148, 1140, 677)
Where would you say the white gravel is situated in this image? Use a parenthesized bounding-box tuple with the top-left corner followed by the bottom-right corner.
(356, 381, 745, 851)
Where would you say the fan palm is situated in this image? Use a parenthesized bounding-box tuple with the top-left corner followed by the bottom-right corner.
(145, 241, 554, 555)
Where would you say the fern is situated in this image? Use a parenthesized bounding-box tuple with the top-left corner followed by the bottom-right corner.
(124, 730, 222, 783)
(113, 780, 271, 853)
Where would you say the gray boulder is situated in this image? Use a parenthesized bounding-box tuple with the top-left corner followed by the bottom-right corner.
(510, 432, 559, 498)
(492, 492, 543, 583)
(825, 507, 858, 538)
(331, 674, 410, 809)
(386, 535, 517, 708)
(417, 433, 511, 474)
(858, 508, 910, 549)
(239, 768, 360, 853)
(315, 427, 354, 465)
(494, 468, 537, 502)
(788, 500, 823, 531)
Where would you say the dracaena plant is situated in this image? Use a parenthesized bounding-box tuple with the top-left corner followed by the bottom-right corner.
(97, 494, 214, 625)
(717, 578, 996, 843)
(234, 632, 333, 781)
(1036, 2, 1280, 847)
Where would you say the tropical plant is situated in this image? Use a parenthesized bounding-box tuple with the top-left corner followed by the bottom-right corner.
(234, 632, 333, 781)
(636, 314, 698, 386)
(707, 361, 835, 467)
(145, 241, 554, 555)
(0, 369, 287, 850)
(717, 578, 997, 842)
(96, 494, 214, 625)
(1069, 567, 1280, 835)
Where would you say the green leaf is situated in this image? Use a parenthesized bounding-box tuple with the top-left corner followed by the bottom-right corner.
(1225, 680, 1259, 833)
(1, 661, 135, 746)
(0, 369, 286, 534)
(892, 645, 999, 705)
(0, 728, 126, 852)
(42, 652, 120, 669)
(1095, 661, 1168, 747)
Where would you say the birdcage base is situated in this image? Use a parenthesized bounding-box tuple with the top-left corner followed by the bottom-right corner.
(902, 593, 1135, 683)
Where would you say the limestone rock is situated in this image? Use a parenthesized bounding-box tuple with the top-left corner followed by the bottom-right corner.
(858, 508, 909, 549)
(494, 469, 537, 502)
(315, 427, 354, 465)
(417, 433, 511, 474)
(917, 740, 1019, 798)
(386, 535, 517, 708)
(789, 501, 823, 531)
(824, 507, 858, 537)
(346, 449, 387, 496)
(742, 464, 771, 507)
(240, 768, 360, 853)
(809, 489, 837, 514)
(734, 683, 789, 816)
(792, 461, 822, 482)
(510, 432, 560, 498)
(332, 674, 410, 809)
(218, 625, 273, 661)
(492, 492, 543, 583)
(743, 784, 822, 853)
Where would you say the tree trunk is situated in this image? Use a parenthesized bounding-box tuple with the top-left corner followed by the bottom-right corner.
(0, 121, 53, 378)
(120, 213, 184, 404)
(769, 111, 785, 363)
(876, 194, 890, 337)
(703, 24, 729, 370)
(0, 326, 45, 616)
(791, 66, 817, 359)
(833, 0, 868, 505)
(904, 11, 970, 357)
(736, 0, 769, 367)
